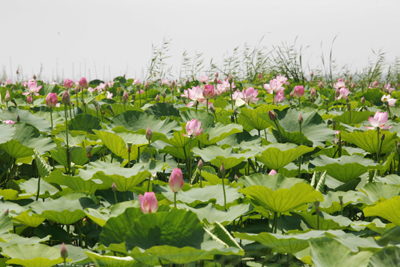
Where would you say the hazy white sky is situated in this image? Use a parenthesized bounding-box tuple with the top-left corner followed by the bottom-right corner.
(1, 0, 399, 81)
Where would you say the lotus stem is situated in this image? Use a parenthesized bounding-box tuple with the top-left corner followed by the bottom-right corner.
(50, 108, 53, 132)
(189, 138, 193, 179)
(114, 191, 118, 204)
(174, 192, 177, 208)
(36, 176, 41, 201)
(64, 103, 71, 174)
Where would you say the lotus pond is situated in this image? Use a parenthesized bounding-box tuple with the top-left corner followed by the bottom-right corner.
(0, 72, 400, 267)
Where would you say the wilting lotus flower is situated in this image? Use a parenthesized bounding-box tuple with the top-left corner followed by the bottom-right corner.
(160, 78, 169, 85)
(3, 120, 15, 125)
(46, 93, 58, 108)
(184, 119, 203, 137)
(139, 192, 158, 214)
(169, 168, 184, 193)
(106, 91, 113, 99)
(78, 77, 87, 88)
(63, 79, 74, 89)
(381, 94, 396, 106)
(293, 85, 305, 98)
(198, 75, 209, 83)
(203, 84, 215, 100)
(274, 91, 285, 103)
(365, 111, 392, 130)
(276, 75, 288, 84)
(383, 84, 395, 94)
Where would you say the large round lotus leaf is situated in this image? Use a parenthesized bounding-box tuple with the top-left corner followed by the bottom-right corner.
(125, 209, 204, 251)
(369, 246, 400, 267)
(12, 211, 45, 227)
(145, 103, 180, 117)
(310, 237, 373, 267)
(181, 110, 215, 130)
(255, 143, 314, 170)
(364, 196, 400, 225)
(234, 230, 326, 254)
(111, 110, 179, 137)
(45, 170, 99, 194)
(333, 110, 374, 125)
(19, 178, 58, 198)
(0, 234, 50, 248)
(160, 184, 243, 209)
(68, 113, 102, 134)
(100, 207, 144, 247)
(341, 130, 398, 154)
(53, 244, 91, 265)
(311, 155, 382, 183)
(85, 251, 142, 267)
(361, 182, 400, 203)
(0, 211, 13, 238)
(192, 146, 254, 169)
(318, 191, 369, 214)
(238, 107, 272, 131)
(197, 123, 243, 146)
(239, 183, 323, 213)
(0, 124, 15, 144)
(0, 107, 50, 133)
(292, 211, 352, 230)
(2, 244, 70, 267)
(238, 173, 308, 189)
(50, 146, 88, 167)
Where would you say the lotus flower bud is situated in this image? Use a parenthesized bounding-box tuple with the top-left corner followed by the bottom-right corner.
(139, 192, 158, 213)
(123, 91, 129, 102)
(349, 75, 353, 80)
(381, 134, 386, 141)
(258, 73, 263, 80)
(145, 127, 153, 141)
(162, 91, 166, 99)
(33, 74, 36, 80)
(198, 159, 203, 171)
(298, 114, 303, 124)
(186, 79, 190, 86)
(220, 164, 225, 177)
(310, 88, 317, 98)
(215, 72, 219, 78)
(310, 71, 314, 77)
(144, 81, 149, 90)
(46, 93, 58, 108)
(234, 174, 239, 181)
(361, 97, 365, 105)
(335, 88, 340, 98)
(63, 79, 74, 89)
(27, 96, 33, 104)
(112, 182, 117, 193)
(16, 116, 20, 123)
(4, 90, 10, 102)
(269, 169, 277, 175)
(155, 94, 160, 103)
(269, 110, 276, 121)
(351, 82, 355, 89)
(314, 201, 320, 213)
(5, 209, 8, 215)
(79, 77, 87, 88)
(127, 142, 133, 153)
(214, 77, 218, 84)
(169, 168, 184, 193)
(318, 81, 324, 89)
(62, 90, 70, 104)
(228, 74, 233, 84)
(60, 243, 68, 260)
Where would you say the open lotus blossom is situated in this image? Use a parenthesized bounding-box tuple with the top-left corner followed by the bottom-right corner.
(184, 119, 203, 137)
(216, 80, 235, 95)
(169, 168, 184, 193)
(274, 91, 285, 103)
(3, 120, 15, 125)
(293, 85, 305, 98)
(22, 79, 42, 96)
(106, 91, 113, 99)
(335, 87, 350, 100)
(133, 79, 140, 85)
(186, 86, 205, 107)
(232, 89, 243, 101)
(264, 79, 285, 94)
(46, 93, 58, 108)
(365, 111, 392, 130)
(381, 94, 397, 106)
(139, 192, 158, 214)
(334, 78, 346, 89)
(160, 78, 169, 85)
(383, 84, 395, 94)
(276, 75, 288, 84)
(242, 87, 259, 103)
(198, 75, 209, 83)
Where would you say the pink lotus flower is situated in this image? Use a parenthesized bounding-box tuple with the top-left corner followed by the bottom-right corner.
(63, 79, 74, 89)
(160, 78, 169, 85)
(242, 87, 259, 103)
(27, 96, 33, 103)
(169, 168, 184, 193)
(4, 90, 10, 102)
(198, 75, 209, 83)
(264, 79, 285, 94)
(384, 84, 395, 94)
(186, 86, 205, 107)
(106, 91, 113, 99)
(123, 91, 129, 102)
(334, 130, 340, 144)
(276, 75, 288, 84)
(334, 78, 346, 89)
(365, 111, 392, 130)
(310, 87, 317, 98)
(79, 77, 87, 88)
(60, 243, 68, 259)
(269, 169, 277, 175)
(203, 84, 215, 100)
(184, 119, 203, 137)
(381, 94, 396, 106)
(335, 88, 350, 100)
(274, 91, 285, 103)
(232, 89, 244, 101)
(46, 93, 58, 108)
(293, 85, 305, 98)
(22, 79, 42, 96)
(3, 120, 15, 125)
(181, 89, 189, 99)
(133, 79, 140, 85)
(88, 87, 95, 94)
(6, 78, 12, 85)
(139, 192, 158, 214)
(216, 80, 235, 95)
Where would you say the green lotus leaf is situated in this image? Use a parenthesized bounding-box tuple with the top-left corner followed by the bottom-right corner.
(54, 131, 85, 146)
(111, 110, 179, 138)
(18, 178, 59, 198)
(255, 143, 314, 170)
(234, 230, 326, 254)
(324, 230, 383, 252)
(311, 155, 382, 183)
(341, 130, 398, 154)
(160, 184, 243, 209)
(197, 123, 243, 146)
(0, 189, 26, 200)
(0, 210, 13, 239)
(361, 182, 400, 203)
(364, 196, 400, 225)
(192, 146, 254, 169)
(178, 203, 251, 225)
(217, 131, 261, 149)
(319, 191, 368, 214)
(333, 110, 373, 125)
(50, 146, 88, 167)
(238, 173, 308, 189)
(68, 113, 102, 134)
(161, 131, 191, 148)
(0, 124, 15, 144)
(375, 174, 400, 185)
(238, 107, 272, 131)
(0, 107, 51, 133)
(12, 211, 45, 228)
(292, 211, 352, 230)
(181, 109, 215, 130)
(100, 207, 144, 248)
(144, 102, 180, 117)
(368, 246, 400, 267)
(93, 130, 146, 160)
(45, 170, 99, 194)
(85, 251, 141, 267)
(259, 109, 334, 147)
(52, 244, 91, 265)
(239, 183, 323, 213)
(1, 139, 33, 158)
(361, 88, 384, 106)
(2, 244, 69, 267)
(376, 225, 400, 246)
(0, 234, 50, 248)
(33, 149, 51, 178)
(200, 171, 231, 186)
(309, 237, 373, 267)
